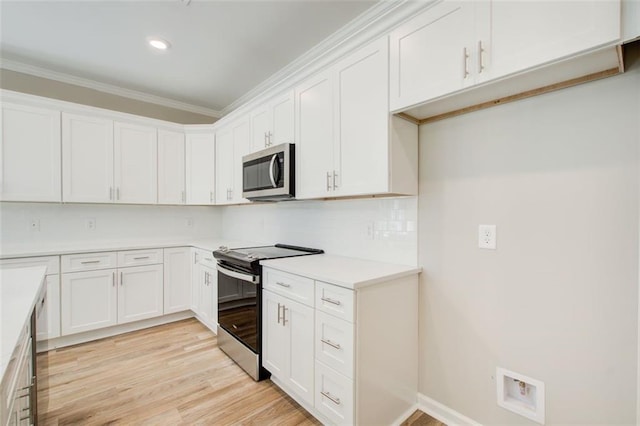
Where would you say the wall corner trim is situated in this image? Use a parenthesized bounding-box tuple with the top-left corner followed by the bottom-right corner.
(417, 393, 482, 426)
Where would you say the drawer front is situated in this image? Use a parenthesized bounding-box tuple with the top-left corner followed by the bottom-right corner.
(117, 248, 163, 267)
(61, 252, 117, 272)
(316, 311, 354, 379)
(0, 255, 59, 275)
(316, 281, 354, 322)
(194, 249, 216, 269)
(263, 268, 314, 307)
(315, 361, 354, 425)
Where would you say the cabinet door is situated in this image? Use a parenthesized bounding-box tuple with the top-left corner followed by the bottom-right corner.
(250, 106, 271, 153)
(484, 0, 620, 83)
(186, 132, 216, 205)
(197, 265, 217, 327)
(117, 264, 163, 324)
(262, 290, 288, 380)
(389, 1, 475, 111)
(271, 91, 294, 146)
(37, 274, 61, 341)
(295, 70, 334, 199)
(158, 129, 185, 204)
(62, 113, 114, 203)
(61, 269, 117, 335)
(335, 37, 389, 197)
(163, 247, 191, 314)
(0, 103, 61, 202)
(215, 126, 234, 204)
(285, 297, 315, 406)
(114, 122, 157, 204)
(232, 119, 251, 204)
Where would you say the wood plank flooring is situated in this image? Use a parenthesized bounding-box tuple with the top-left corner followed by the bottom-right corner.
(37, 318, 444, 425)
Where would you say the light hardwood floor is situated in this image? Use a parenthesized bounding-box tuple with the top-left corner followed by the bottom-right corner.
(38, 318, 444, 425)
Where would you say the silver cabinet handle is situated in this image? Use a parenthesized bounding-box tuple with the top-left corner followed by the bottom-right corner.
(321, 391, 341, 405)
(81, 260, 101, 264)
(277, 302, 282, 324)
(264, 131, 268, 147)
(113, 271, 116, 287)
(333, 170, 338, 190)
(267, 131, 273, 146)
(120, 271, 123, 285)
(321, 338, 341, 350)
(276, 281, 290, 288)
(282, 306, 288, 325)
(194, 253, 198, 264)
(326, 172, 331, 191)
(478, 40, 484, 73)
(109, 186, 113, 200)
(210, 191, 214, 203)
(116, 187, 120, 200)
(321, 296, 341, 306)
(133, 256, 149, 260)
(463, 46, 470, 78)
(205, 271, 209, 285)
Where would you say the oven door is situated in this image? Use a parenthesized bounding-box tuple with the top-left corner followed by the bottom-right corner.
(216, 264, 260, 353)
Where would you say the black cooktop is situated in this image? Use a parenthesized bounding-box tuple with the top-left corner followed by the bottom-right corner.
(213, 244, 323, 271)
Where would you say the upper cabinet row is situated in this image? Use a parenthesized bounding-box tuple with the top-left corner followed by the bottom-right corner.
(390, 0, 621, 113)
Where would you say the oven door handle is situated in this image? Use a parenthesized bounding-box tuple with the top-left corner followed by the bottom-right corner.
(216, 264, 260, 284)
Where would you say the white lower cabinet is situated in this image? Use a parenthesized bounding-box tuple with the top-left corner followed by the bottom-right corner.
(262, 265, 419, 425)
(192, 248, 218, 330)
(61, 268, 118, 335)
(163, 247, 192, 314)
(263, 289, 315, 406)
(61, 250, 164, 336)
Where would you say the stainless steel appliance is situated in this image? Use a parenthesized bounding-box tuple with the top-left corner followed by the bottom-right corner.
(213, 244, 323, 380)
(242, 143, 295, 201)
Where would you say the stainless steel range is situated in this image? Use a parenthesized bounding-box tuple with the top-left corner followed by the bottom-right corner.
(212, 244, 323, 380)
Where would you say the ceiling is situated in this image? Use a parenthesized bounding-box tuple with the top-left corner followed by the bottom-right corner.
(0, 0, 377, 116)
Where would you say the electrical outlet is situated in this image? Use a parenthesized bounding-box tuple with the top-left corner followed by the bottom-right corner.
(85, 218, 96, 231)
(29, 219, 40, 232)
(478, 224, 496, 249)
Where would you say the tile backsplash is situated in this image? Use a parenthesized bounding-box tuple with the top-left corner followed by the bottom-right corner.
(221, 196, 418, 266)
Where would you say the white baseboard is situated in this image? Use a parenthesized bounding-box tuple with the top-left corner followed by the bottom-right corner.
(390, 403, 420, 426)
(417, 393, 482, 426)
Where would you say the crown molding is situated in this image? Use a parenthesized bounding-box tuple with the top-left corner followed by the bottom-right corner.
(0, 58, 223, 118)
(220, 0, 435, 118)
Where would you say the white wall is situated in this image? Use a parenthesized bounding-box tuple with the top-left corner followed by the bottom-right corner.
(0, 202, 222, 253)
(220, 197, 418, 266)
(418, 64, 640, 424)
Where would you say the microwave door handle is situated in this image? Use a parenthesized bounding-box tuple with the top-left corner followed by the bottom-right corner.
(269, 154, 278, 188)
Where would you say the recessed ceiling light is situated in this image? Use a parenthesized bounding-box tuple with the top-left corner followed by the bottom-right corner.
(148, 37, 171, 51)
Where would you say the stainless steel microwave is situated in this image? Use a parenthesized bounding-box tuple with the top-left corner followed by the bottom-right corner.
(242, 143, 295, 201)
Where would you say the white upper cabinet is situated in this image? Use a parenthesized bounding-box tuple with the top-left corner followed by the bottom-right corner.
(185, 129, 215, 205)
(158, 129, 186, 205)
(114, 122, 158, 204)
(62, 112, 114, 203)
(216, 118, 251, 204)
(483, 0, 620, 83)
(1, 103, 61, 202)
(297, 37, 417, 200)
(390, 0, 621, 112)
(295, 70, 335, 199)
(250, 90, 294, 152)
(215, 124, 234, 204)
(389, 1, 476, 111)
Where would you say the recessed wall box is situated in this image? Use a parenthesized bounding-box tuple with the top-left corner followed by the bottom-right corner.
(496, 367, 545, 424)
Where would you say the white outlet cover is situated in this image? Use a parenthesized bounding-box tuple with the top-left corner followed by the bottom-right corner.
(85, 218, 96, 230)
(478, 224, 497, 249)
(29, 219, 40, 231)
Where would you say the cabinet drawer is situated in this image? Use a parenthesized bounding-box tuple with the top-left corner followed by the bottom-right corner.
(0, 255, 59, 275)
(315, 361, 354, 425)
(61, 252, 117, 272)
(263, 268, 314, 307)
(117, 248, 163, 267)
(316, 281, 354, 322)
(316, 311, 354, 379)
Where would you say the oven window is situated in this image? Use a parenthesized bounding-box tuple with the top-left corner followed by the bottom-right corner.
(217, 272, 259, 352)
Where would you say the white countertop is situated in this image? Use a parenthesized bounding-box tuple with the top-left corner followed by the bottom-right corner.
(260, 254, 421, 290)
(1, 266, 47, 381)
(0, 238, 259, 259)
